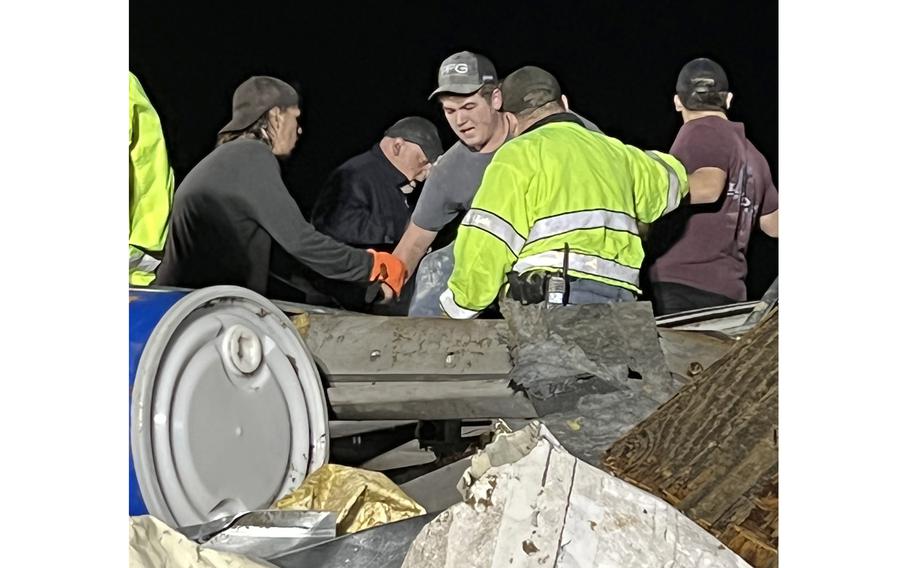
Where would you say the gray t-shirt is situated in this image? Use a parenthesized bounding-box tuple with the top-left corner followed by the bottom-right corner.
(411, 111, 602, 233)
(411, 140, 498, 232)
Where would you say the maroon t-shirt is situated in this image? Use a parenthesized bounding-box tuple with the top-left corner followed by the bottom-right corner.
(649, 116, 778, 301)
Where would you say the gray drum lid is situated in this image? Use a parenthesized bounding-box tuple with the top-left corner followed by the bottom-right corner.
(131, 286, 329, 527)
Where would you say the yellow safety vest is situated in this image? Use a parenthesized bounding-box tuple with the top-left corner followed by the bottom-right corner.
(129, 72, 174, 286)
(441, 119, 688, 318)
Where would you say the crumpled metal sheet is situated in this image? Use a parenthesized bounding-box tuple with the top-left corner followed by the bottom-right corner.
(531, 390, 677, 466)
(401, 423, 751, 568)
(500, 299, 685, 464)
(502, 299, 678, 400)
(269, 515, 436, 568)
(455, 421, 555, 500)
(201, 510, 336, 560)
(129, 515, 272, 568)
(276, 464, 426, 535)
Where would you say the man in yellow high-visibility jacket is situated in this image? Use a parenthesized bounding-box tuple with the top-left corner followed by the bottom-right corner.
(129, 71, 174, 286)
(440, 66, 692, 319)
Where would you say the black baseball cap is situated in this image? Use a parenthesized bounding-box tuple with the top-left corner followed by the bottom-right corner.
(219, 76, 299, 134)
(428, 51, 498, 99)
(676, 58, 730, 111)
(385, 116, 443, 162)
(500, 66, 562, 114)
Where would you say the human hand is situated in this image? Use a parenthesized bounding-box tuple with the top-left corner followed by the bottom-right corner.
(367, 250, 407, 298)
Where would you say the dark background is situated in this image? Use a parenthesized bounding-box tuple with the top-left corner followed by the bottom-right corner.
(130, 0, 778, 298)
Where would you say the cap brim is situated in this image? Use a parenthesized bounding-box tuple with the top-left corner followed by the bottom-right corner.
(427, 83, 485, 100)
(218, 116, 254, 135)
(218, 106, 271, 135)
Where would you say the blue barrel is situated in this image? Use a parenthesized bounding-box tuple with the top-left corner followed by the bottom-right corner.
(129, 288, 187, 517)
(129, 286, 329, 527)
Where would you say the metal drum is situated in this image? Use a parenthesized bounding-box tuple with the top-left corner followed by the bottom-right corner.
(129, 285, 329, 527)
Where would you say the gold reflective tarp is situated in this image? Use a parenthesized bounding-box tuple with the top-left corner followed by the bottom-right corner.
(276, 464, 426, 534)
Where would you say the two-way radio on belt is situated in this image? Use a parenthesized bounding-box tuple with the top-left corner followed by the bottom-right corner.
(545, 243, 571, 306)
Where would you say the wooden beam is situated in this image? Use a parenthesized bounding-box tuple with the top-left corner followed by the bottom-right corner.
(601, 310, 778, 568)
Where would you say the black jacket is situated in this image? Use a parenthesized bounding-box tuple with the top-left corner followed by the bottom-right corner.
(311, 145, 413, 251)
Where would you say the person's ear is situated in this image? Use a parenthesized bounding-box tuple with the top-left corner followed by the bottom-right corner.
(725, 92, 733, 109)
(268, 107, 281, 128)
(673, 94, 684, 112)
(491, 88, 503, 111)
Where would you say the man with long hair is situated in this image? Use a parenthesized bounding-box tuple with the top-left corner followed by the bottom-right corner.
(156, 76, 406, 302)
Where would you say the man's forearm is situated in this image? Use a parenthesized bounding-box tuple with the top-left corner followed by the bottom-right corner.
(393, 222, 438, 282)
(687, 167, 727, 204)
(760, 210, 779, 237)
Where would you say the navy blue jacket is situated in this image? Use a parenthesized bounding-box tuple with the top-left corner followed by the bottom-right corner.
(311, 145, 413, 251)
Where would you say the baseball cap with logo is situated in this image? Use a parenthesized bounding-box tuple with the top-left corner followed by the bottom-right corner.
(428, 51, 498, 99)
(500, 66, 562, 114)
(219, 76, 300, 134)
(676, 58, 730, 111)
(384, 116, 443, 162)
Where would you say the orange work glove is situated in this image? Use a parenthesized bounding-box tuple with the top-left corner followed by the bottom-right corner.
(367, 250, 408, 298)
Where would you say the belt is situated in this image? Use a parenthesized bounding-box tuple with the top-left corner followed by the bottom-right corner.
(507, 244, 573, 306)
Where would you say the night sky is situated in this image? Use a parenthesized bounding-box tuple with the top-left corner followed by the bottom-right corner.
(130, 0, 778, 298)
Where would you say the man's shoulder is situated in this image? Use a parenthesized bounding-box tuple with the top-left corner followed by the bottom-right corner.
(493, 134, 535, 161)
(333, 148, 380, 177)
(744, 136, 770, 162)
(346, 146, 382, 167)
(671, 118, 753, 177)
(677, 116, 738, 141)
(502, 121, 581, 154)
(569, 111, 604, 134)
(413, 142, 488, 228)
(214, 138, 276, 164)
(434, 141, 473, 169)
(424, 142, 482, 186)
